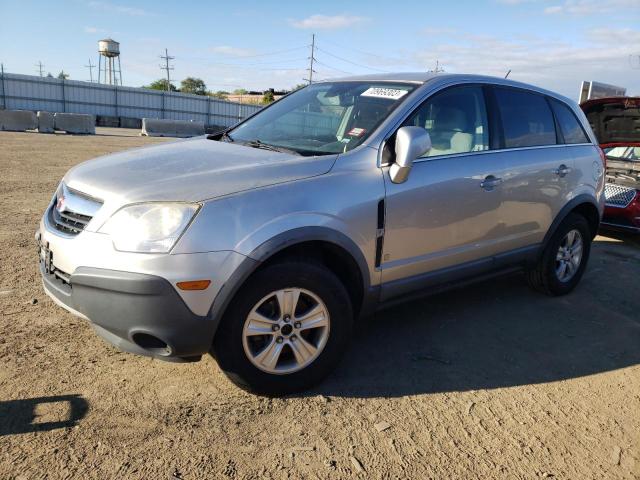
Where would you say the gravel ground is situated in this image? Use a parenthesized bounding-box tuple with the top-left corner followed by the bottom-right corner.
(1, 129, 639, 479)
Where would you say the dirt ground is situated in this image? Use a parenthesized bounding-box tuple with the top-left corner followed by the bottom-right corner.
(1, 128, 639, 479)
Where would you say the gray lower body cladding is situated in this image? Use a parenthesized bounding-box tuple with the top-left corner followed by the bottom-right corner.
(40, 264, 214, 361)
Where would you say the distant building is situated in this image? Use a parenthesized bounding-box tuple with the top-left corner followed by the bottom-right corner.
(579, 81, 626, 103)
(227, 88, 288, 105)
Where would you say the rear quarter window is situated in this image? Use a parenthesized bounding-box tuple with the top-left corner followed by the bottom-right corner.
(549, 99, 590, 144)
(495, 87, 556, 148)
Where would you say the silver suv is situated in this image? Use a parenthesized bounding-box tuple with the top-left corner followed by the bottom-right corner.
(37, 74, 605, 395)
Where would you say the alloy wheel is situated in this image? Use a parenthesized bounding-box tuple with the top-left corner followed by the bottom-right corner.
(555, 229, 584, 283)
(242, 288, 330, 374)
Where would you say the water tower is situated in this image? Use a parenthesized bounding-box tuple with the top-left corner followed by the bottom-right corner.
(98, 38, 122, 85)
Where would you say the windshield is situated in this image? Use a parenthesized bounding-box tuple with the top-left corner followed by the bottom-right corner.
(226, 82, 417, 156)
(605, 146, 640, 162)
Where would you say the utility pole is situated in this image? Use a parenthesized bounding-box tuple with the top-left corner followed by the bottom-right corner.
(306, 34, 316, 85)
(428, 60, 444, 74)
(1, 63, 6, 109)
(85, 58, 95, 82)
(159, 48, 175, 91)
(35, 61, 44, 77)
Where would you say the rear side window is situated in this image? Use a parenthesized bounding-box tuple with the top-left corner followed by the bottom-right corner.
(549, 99, 589, 144)
(494, 88, 556, 148)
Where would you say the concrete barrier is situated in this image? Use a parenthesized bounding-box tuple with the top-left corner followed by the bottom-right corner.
(54, 113, 95, 134)
(37, 111, 55, 133)
(0, 110, 37, 131)
(141, 118, 205, 138)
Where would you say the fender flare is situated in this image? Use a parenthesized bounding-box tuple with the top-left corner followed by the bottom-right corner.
(540, 194, 602, 257)
(207, 226, 371, 339)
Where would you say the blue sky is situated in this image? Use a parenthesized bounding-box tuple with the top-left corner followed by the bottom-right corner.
(1, 0, 639, 99)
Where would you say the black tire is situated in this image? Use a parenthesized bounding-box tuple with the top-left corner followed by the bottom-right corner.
(526, 212, 592, 296)
(212, 261, 353, 396)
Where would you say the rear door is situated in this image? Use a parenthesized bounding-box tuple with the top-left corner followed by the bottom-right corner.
(488, 87, 575, 251)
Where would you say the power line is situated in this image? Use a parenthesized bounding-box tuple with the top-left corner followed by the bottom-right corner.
(180, 56, 308, 68)
(313, 59, 352, 75)
(35, 61, 44, 77)
(159, 48, 175, 91)
(319, 38, 408, 65)
(314, 46, 390, 73)
(209, 45, 309, 60)
(427, 60, 444, 74)
(85, 58, 95, 82)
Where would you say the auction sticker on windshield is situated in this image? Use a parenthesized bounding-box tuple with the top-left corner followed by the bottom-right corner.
(361, 87, 408, 100)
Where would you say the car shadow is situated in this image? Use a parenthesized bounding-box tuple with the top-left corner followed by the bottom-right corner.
(598, 229, 640, 248)
(309, 258, 640, 398)
(0, 394, 89, 436)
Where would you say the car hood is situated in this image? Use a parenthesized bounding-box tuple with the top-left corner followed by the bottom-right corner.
(63, 137, 337, 204)
(581, 97, 640, 147)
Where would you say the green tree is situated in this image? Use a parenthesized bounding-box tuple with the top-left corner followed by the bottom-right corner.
(180, 77, 207, 95)
(232, 88, 248, 95)
(145, 79, 177, 91)
(261, 90, 275, 105)
(291, 83, 307, 91)
(57, 71, 69, 80)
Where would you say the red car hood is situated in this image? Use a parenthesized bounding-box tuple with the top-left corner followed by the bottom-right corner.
(581, 97, 640, 148)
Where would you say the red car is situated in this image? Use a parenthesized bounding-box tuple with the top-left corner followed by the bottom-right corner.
(581, 97, 640, 233)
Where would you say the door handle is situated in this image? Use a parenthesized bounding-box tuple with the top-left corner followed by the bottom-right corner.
(554, 164, 572, 177)
(480, 175, 503, 191)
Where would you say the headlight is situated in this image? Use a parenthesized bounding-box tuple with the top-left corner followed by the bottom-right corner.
(99, 203, 199, 253)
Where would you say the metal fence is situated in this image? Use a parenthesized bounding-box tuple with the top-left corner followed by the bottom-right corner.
(0, 72, 262, 127)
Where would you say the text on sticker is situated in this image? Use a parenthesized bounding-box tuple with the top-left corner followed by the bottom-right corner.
(361, 87, 408, 100)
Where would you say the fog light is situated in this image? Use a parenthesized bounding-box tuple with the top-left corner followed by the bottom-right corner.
(176, 280, 211, 291)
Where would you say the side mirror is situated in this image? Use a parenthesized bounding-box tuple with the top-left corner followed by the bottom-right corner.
(389, 126, 432, 184)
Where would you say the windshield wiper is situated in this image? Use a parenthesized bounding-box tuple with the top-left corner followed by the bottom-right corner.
(243, 139, 301, 156)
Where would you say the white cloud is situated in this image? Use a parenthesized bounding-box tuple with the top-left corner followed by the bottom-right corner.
(83, 26, 106, 34)
(543, 0, 638, 15)
(544, 5, 564, 13)
(422, 27, 458, 36)
(289, 14, 368, 30)
(496, 0, 537, 4)
(412, 30, 640, 97)
(209, 46, 257, 57)
(88, 1, 153, 17)
(587, 27, 640, 44)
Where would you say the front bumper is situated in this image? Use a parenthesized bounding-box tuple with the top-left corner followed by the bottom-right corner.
(37, 205, 251, 360)
(602, 196, 640, 234)
(41, 262, 215, 361)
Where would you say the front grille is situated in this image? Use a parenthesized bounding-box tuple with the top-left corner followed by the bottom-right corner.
(51, 208, 92, 234)
(604, 183, 637, 208)
(49, 184, 102, 236)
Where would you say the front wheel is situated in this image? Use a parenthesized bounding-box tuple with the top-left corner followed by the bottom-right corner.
(213, 262, 353, 395)
(526, 212, 592, 296)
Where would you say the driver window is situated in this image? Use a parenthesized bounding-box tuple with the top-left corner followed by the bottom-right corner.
(403, 85, 489, 157)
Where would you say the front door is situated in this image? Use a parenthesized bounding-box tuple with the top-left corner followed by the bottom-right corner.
(380, 85, 506, 300)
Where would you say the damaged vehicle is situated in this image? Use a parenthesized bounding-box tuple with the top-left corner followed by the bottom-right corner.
(38, 74, 604, 395)
(581, 97, 640, 233)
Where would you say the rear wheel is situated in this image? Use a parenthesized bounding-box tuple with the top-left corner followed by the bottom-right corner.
(526, 212, 592, 296)
(213, 262, 353, 395)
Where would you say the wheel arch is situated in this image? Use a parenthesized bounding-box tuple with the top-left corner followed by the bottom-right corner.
(207, 227, 374, 343)
(542, 195, 602, 255)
